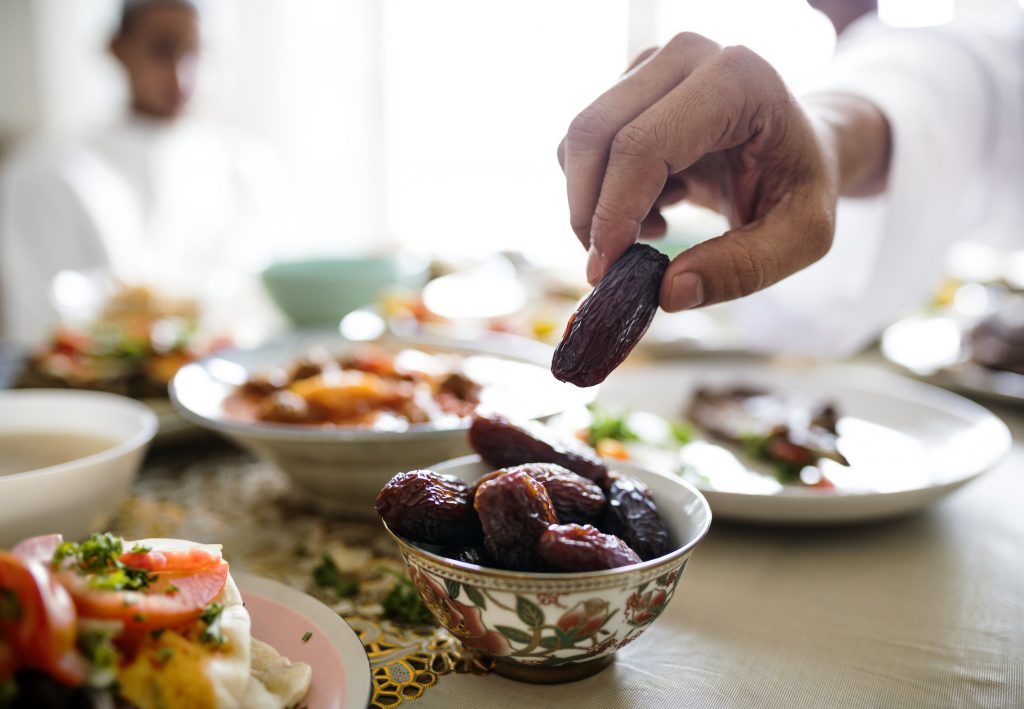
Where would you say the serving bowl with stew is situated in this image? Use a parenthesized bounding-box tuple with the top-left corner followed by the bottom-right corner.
(381, 455, 712, 684)
(0, 389, 158, 546)
(170, 331, 592, 516)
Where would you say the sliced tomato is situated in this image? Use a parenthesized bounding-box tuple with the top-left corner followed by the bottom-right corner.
(12, 534, 63, 564)
(118, 539, 222, 573)
(63, 560, 229, 632)
(0, 552, 87, 686)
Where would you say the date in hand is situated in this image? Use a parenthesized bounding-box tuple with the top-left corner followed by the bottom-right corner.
(552, 243, 668, 387)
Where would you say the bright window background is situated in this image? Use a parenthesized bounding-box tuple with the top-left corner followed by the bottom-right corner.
(0, 0, 1018, 267)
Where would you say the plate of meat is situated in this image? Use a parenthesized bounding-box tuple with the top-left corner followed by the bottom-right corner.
(566, 361, 1011, 524)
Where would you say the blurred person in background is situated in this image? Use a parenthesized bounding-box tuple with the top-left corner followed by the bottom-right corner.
(0, 0, 287, 344)
(559, 0, 1024, 356)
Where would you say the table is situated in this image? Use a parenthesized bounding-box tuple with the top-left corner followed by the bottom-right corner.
(106, 397, 1024, 709)
(416, 405, 1024, 708)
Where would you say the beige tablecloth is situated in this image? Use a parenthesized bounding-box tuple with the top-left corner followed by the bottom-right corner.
(414, 405, 1024, 708)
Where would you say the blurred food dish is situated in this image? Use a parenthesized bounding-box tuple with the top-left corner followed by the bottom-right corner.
(882, 283, 1024, 404)
(17, 284, 227, 399)
(226, 345, 481, 429)
(260, 254, 428, 327)
(170, 331, 592, 516)
(0, 389, 158, 546)
(563, 361, 1010, 524)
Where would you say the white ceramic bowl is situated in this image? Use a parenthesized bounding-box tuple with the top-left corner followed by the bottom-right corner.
(382, 455, 712, 684)
(0, 389, 158, 546)
(170, 331, 592, 516)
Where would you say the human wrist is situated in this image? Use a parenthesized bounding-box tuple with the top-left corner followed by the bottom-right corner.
(802, 92, 891, 198)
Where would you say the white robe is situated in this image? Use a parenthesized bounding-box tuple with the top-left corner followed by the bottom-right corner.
(0, 115, 287, 344)
(735, 14, 1024, 356)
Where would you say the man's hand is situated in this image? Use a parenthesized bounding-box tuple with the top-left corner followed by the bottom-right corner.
(557, 33, 843, 311)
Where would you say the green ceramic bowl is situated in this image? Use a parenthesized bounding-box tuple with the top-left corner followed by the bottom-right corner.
(261, 255, 428, 326)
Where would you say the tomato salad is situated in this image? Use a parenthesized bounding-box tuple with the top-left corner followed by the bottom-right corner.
(1, 533, 228, 701)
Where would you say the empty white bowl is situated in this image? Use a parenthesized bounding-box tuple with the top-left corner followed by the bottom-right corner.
(0, 389, 158, 546)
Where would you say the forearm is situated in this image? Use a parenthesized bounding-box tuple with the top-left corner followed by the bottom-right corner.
(803, 92, 892, 198)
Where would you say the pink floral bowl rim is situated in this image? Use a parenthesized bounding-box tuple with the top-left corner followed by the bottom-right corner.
(380, 454, 712, 583)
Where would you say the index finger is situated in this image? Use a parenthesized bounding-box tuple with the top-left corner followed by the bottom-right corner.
(588, 47, 771, 281)
(562, 33, 719, 250)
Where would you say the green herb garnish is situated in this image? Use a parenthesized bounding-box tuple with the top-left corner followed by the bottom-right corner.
(380, 568, 434, 626)
(584, 405, 640, 447)
(77, 626, 118, 688)
(54, 533, 154, 592)
(128, 544, 152, 554)
(312, 555, 359, 598)
(199, 603, 225, 645)
(302, 631, 313, 643)
(0, 588, 21, 621)
(156, 647, 176, 664)
(669, 419, 696, 445)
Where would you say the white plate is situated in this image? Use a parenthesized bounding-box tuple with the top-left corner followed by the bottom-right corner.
(881, 314, 1024, 405)
(235, 572, 371, 709)
(590, 361, 1011, 524)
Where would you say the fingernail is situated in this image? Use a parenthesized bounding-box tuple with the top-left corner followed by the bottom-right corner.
(586, 245, 603, 285)
(667, 272, 704, 311)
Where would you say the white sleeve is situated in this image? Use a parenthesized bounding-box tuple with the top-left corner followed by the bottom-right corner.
(0, 149, 111, 345)
(732, 19, 1024, 357)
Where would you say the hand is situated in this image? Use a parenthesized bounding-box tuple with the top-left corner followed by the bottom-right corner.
(557, 33, 842, 311)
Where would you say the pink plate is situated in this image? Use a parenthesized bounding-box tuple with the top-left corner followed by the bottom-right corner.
(236, 572, 371, 709)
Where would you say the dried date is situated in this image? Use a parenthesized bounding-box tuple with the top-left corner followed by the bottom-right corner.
(503, 463, 605, 526)
(538, 524, 641, 571)
(602, 473, 671, 561)
(469, 412, 608, 485)
(376, 470, 479, 545)
(552, 243, 668, 387)
(474, 470, 557, 571)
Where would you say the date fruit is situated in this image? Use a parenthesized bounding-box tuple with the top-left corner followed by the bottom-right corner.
(474, 470, 557, 571)
(376, 470, 478, 545)
(538, 524, 641, 571)
(504, 463, 605, 525)
(469, 412, 608, 485)
(552, 243, 668, 387)
(602, 473, 672, 561)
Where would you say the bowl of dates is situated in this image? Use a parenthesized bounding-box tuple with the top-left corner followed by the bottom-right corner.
(376, 451, 711, 683)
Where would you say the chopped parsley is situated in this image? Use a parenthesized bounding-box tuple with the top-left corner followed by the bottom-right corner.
(54, 533, 154, 592)
(156, 647, 176, 664)
(128, 544, 152, 554)
(380, 568, 434, 626)
(312, 555, 359, 598)
(77, 626, 118, 688)
(0, 588, 21, 621)
(302, 631, 313, 643)
(199, 603, 226, 645)
(166, 584, 180, 595)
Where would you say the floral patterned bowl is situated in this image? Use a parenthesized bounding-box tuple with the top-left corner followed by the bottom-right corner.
(381, 455, 712, 684)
